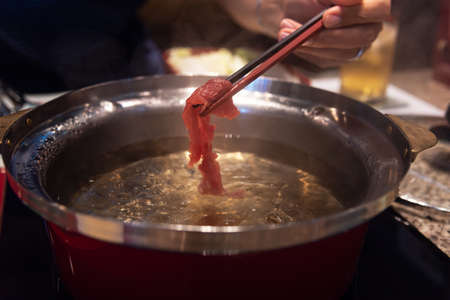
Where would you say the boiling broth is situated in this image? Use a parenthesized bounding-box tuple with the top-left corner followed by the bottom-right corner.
(67, 137, 354, 226)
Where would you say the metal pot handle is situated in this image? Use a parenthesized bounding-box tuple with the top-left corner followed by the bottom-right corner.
(0, 109, 31, 143)
(387, 114, 448, 216)
(386, 114, 438, 162)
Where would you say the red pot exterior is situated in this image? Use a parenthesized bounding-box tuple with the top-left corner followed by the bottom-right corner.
(47, 222, 367, 300)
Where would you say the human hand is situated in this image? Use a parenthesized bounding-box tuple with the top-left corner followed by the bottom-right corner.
(278, 0, 391, 68)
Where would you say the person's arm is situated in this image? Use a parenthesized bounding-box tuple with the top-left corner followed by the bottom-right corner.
(220, 0, 391, 68)
(218, 0, 286, 37)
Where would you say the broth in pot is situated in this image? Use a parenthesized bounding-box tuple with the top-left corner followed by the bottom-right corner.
(69, 137, 349, 226)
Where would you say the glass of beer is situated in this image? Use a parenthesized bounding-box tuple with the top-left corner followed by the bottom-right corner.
(340, 22, 398, 103)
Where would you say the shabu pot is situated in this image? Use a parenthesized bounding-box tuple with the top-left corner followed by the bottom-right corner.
(0, 76, 436, 299)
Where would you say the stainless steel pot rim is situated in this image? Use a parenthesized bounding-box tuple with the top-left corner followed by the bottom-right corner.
(8, 168, 393, 233)
(7, 168, 396, 253)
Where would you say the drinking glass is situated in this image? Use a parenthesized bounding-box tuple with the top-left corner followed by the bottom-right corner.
(340, 22, 398, 103)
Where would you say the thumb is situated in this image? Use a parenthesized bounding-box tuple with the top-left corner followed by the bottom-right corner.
(323, 0, 391, 28)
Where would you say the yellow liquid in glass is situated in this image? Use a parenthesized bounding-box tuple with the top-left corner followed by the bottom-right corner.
(340, 23, 397, 103)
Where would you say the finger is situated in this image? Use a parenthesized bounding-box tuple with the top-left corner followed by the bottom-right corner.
(279, 20, 382, 49)
(323, 0, 391, 28)
(294, 45, 364, 61)
(318, 0, 362, 6)
(279, 18, 301, 32)
(304, 23, 382, 48)
(278, 27, 365, 67)
(293, 51, 345, 69)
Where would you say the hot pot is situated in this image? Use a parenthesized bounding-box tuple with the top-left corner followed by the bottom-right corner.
(0, 76, 436, 299)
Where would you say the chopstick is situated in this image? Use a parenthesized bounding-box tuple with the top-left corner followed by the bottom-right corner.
(227, 10, 326, 84)
(199, 9, 325, 117)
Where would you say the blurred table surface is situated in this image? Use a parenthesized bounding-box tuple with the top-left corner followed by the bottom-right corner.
(390, 69, 450, 111)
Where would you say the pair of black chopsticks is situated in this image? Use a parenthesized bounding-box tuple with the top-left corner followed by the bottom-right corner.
(199, 9, 326, 117)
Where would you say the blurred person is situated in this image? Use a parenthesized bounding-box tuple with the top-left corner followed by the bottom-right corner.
(0, 0, 389, 93)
